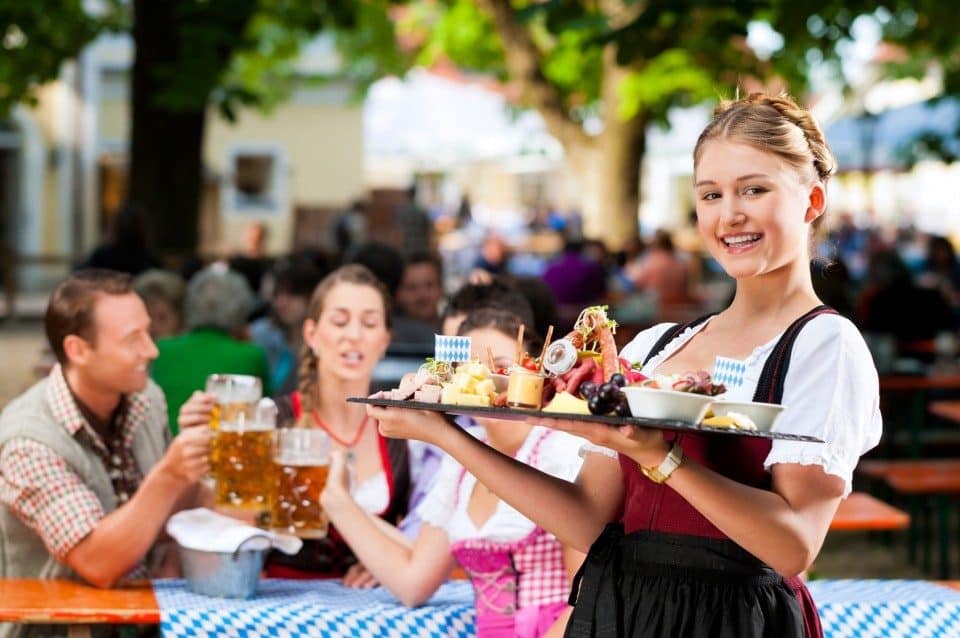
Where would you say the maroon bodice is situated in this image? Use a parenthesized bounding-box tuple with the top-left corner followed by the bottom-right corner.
(619, 432, 772, 537)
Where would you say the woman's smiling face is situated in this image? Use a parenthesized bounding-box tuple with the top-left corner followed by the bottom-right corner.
(694, 140, 824, 281)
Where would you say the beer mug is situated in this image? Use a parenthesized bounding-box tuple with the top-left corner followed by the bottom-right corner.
(205, 374, 262, 431)
(269, 428, 330, 539)
(211, 397, 276, 511)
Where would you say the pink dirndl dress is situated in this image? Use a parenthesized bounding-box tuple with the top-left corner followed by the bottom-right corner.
(448, 429, 573, 638)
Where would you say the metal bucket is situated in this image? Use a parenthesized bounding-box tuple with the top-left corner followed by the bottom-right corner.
(179, 536, 269, 599)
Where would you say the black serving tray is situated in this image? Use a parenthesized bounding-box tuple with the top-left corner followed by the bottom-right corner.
(347, 397, 824, 443)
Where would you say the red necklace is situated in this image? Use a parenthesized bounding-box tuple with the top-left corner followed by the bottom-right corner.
(311, 410, 371, 448)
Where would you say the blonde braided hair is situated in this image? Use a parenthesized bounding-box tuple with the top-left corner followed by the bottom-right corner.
(296, 264, 392, 426)
(694, 92, 836, 185)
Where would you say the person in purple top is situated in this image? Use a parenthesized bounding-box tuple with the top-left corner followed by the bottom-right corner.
(541, 238, 608, 308)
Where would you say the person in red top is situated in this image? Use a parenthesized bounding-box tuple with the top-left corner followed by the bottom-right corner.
(367, 93, 882, 637)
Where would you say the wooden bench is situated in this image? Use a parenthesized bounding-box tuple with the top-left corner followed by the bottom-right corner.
(0, 579, 158, 638)
(830, 491, 910, 532)
(882, 466, 960, 579)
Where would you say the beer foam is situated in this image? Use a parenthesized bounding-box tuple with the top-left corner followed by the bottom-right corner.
(218, 420, 275, 433)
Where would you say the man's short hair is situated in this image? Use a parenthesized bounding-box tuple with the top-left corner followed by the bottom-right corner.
(442, 278, 534, 329)
(45, 269, 133, 364)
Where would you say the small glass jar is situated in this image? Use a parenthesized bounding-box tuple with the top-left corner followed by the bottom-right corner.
(506, 368, 545, 409)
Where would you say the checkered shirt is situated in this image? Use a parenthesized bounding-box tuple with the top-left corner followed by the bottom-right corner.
(0, 365, 151, 574)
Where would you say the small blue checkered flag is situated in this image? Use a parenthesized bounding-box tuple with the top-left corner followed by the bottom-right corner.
(713, 355, 746, 390)
(435, 334, 472, 362)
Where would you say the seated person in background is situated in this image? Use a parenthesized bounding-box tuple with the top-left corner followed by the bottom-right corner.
(181, 265, 428, 582)
(506, 275, 562, 340)
(323, 308, 585, 637)
(250, 256, 325, 396)
(472, 233, 511, 278)
(228, 220, 272, 298)
(0, 271, 210, 623)
(76, 203, 161, 277)
(150, 265, 271, 434)
(441, 278, 535, 337)
(345, 242, 434, 354)
(855, 248, 956, 353)
(542, 237, 608, 309)
(132, 268, 187, 340)
(624, 228, 701, 313)
(403, 281, 538, 537)
(395, 251, 445, 334)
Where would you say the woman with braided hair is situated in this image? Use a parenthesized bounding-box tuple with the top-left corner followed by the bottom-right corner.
(265, 264, 415, 582)
(367, 93, 882, 637)
(175, 263, 420, 583)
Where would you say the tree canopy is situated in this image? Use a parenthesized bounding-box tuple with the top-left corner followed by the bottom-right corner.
(2, 0, 958, 252)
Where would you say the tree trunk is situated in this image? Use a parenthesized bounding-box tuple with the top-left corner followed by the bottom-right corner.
(570, 51, 646, 251)
(129, 0, 207, 261)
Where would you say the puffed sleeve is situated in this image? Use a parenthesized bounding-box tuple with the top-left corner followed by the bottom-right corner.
(412, 449, 466, 530)
(764, 315, 882, 496)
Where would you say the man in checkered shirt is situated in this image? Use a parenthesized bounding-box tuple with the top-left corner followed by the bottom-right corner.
(0, 270, 211, 603)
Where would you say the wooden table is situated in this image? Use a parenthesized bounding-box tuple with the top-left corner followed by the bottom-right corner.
(829, 491, 910, 532)
(0, 579, 158, 637)
(879, 374, 960, 456)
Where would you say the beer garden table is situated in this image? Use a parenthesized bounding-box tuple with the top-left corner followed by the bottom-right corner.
(4, 578, 960, 637)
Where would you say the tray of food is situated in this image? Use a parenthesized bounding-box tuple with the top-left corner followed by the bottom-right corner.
(352, 306, 823, 444)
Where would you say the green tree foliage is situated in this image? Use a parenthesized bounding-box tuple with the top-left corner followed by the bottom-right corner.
(0, 0, 124, 116)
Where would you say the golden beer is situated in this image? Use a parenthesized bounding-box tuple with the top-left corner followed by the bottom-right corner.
(269, 428, 330, 538)
(211, 425, 274, 510)
(269, 461, 330, 539)
(209, 401, 257, 431)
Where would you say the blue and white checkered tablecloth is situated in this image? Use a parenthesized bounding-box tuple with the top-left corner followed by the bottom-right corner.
(153, 579, 475, 638)
(153, 578, 960, 637)
(808, 579, 960, 638)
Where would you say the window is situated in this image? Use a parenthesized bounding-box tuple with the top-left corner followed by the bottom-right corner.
(223, 145, 288, 216)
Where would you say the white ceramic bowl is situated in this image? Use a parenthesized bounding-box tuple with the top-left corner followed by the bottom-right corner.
(621, 386, 714, 423)
(707, 400, 784, 432)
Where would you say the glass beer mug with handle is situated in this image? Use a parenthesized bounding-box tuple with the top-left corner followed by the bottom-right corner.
(270, 428, 331, 539)
(211, 396, 277, 511)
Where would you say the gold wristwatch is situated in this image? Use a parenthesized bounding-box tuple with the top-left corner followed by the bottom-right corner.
(640, 441, 684, 484)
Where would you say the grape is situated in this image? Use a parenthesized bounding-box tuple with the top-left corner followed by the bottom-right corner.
(578, 381, 598, 400)
(587, 394, 604, 414)
(614, 395, 631, 417)
(610, 373, 627, 388)
(597, 382, 617, 402)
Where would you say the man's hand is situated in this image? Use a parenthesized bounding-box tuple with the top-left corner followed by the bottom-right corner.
(177, 391, 216, 430)
(158, 427, 212, 486)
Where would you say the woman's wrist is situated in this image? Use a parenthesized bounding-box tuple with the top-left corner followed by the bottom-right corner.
(631, 440, 673, 469)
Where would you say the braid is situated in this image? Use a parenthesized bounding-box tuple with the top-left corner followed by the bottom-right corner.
(746, 93, 836, 182)
(296, 342, 318, 427)
(701, 91, 836, 185)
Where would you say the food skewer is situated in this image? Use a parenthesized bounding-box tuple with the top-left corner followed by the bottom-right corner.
(537, 325, 554, 374)
(515, 324, 524, 365)
(486, 346, 496, 372)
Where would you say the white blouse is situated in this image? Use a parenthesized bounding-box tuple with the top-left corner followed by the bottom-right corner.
(583, 313, 882, 497)
(415, 427, 586, 542)
(353, 471, 389, 514)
